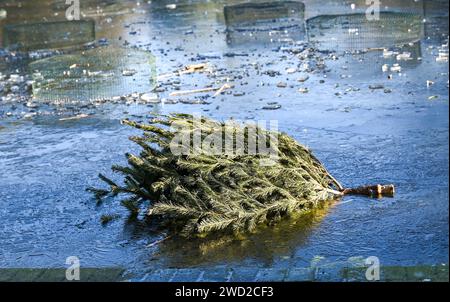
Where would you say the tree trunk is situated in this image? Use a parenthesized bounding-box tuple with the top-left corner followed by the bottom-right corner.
(342, 184, 395, 197)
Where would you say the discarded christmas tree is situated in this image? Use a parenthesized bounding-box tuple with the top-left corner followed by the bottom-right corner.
(90, 113, 394, 238)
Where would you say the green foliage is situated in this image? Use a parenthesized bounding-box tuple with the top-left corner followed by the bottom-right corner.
(93, 113, 343, 238)
(100, 214, 121, 226)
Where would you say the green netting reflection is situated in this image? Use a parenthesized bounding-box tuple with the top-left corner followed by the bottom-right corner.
(3, 20, 95, 51)
(307, 12, 424, 51)
(29, 47, 157, 103)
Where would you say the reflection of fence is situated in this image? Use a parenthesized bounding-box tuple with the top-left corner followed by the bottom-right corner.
(3, 20, 95, 51)
(307, 12, 424, 52)
(224, 1, 306, 45)
(303, 0, 425, 19)
(423, 0, 449, 43)
(224, 1, 305, 30)
(223, 2, 425, 50)
(29, 47, 157, 103)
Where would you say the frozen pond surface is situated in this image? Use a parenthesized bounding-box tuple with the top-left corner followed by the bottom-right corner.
(0, 0, 448, 279)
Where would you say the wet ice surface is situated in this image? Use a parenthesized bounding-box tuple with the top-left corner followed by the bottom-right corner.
(0, 0, 448, 278)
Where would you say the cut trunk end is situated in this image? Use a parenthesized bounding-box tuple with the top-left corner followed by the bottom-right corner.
(342, 184, 395, 198)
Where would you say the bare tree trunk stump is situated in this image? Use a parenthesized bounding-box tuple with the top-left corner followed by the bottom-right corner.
(342, 184, 395, 197)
